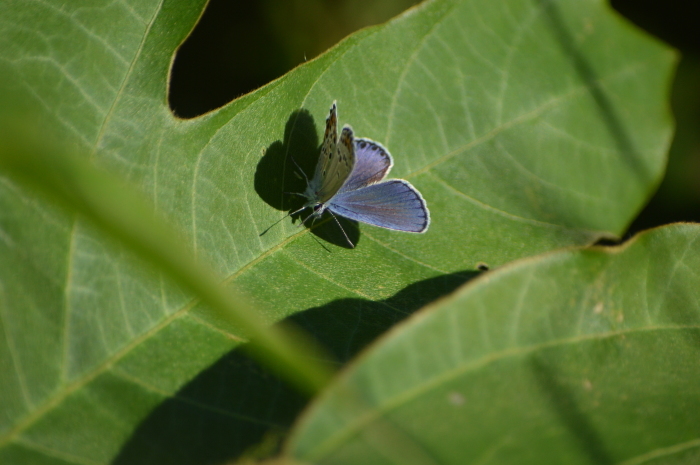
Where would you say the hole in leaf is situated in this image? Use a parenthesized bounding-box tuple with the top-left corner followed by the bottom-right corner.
(169, 0, 421, 118)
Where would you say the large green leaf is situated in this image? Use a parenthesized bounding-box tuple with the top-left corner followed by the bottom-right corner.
(288, 223, 700, 464)
(0, 0, 675, 463)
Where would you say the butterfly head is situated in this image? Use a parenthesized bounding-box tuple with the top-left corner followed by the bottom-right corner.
(313, 202, 328, 216)
(297, 185, 327, 217)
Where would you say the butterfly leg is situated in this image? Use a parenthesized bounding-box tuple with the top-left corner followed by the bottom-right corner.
(292, 207, 316, 228)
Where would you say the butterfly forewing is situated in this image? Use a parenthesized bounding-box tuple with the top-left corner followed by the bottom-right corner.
(314, 124, 356, 203)
(313, 101, 338, 185)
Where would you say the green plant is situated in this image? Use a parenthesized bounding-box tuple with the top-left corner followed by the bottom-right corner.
(2, 0, 696, 464)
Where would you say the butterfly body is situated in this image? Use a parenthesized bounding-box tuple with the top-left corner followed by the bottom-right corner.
(295, 101, 430, 246)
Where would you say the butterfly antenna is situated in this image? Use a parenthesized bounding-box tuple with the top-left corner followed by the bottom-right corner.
(327, 209, 355, 248)
(259, 205, 308, 237)
(259, 212, 291, 237)
(289, 155, 310, 183)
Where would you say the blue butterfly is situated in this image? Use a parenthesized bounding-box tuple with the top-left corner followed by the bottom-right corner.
(289, 101, 430, 247)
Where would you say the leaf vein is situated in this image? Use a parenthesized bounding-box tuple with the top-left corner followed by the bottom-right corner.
(90, 0, 165, 158)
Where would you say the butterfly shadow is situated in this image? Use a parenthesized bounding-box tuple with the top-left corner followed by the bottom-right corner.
(254, 109, 359, 249)
(111, 269, 481, 465)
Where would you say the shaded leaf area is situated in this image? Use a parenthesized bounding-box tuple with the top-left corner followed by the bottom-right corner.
(0, 0, 675, 463)
(110, 271, 475, 465)
(288, 224, 700, 464)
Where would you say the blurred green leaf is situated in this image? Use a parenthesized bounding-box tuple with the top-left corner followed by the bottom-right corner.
(0, 121, 333, 394)
(0, 0, 675, 463)
(288, 223, 700, 464)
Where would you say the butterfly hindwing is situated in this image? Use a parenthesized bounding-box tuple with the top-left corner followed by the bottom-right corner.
(328, 179, 430, 233)
(339, 138, 393, 194)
